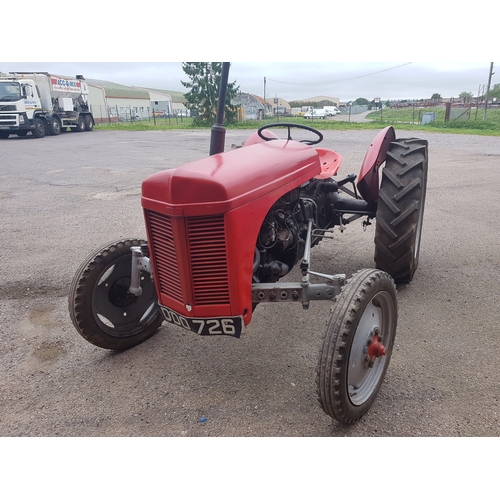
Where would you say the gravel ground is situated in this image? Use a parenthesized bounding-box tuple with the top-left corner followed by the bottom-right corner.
(1, 126, 499, 439)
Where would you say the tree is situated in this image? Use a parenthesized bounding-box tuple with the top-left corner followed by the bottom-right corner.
(181, 63, 240, 126)
(431, 93, 442, 105)
(353, 97, 369, 106)
(459, 91, 473, 103)
(489, 83, 500, 100)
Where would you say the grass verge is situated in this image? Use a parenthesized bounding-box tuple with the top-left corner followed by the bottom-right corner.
(95, 110, 500, 136)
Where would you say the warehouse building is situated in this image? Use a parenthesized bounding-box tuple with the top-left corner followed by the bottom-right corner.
(87, 79, 188, 122)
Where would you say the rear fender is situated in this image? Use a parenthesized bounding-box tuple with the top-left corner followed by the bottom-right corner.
(357, 126, 395, 203)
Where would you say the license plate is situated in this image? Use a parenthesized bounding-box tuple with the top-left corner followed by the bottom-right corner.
(0, 125, 9, 129)
(160, 306, 244, 338)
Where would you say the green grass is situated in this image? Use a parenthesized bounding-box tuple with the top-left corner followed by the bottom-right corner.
(366, 106, 500, 136)
(95, 108, 500, 136)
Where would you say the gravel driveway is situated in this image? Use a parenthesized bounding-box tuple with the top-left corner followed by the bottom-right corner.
(1, 127, 499, 437)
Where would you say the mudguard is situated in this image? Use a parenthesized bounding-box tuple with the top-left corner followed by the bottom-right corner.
(357, 126, 395, 203)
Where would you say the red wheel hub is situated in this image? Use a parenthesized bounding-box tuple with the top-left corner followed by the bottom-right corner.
(368, 335, 386, 358)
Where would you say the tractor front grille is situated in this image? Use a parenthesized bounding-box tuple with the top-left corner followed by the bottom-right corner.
(146, 210, 230, 306)
(147, 211, 183, 303)
(187, 215, 230, 305)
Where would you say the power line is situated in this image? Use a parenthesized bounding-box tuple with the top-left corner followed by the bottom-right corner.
(266, 62, 412, 87)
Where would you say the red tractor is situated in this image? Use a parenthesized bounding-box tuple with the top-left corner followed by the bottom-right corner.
(69, 66, 428, 424)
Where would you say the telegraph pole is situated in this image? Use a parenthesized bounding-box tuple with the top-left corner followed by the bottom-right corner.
(483, 62, 494, 120)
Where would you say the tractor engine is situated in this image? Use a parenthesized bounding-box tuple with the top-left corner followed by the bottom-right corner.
(253, 178, 337, 284)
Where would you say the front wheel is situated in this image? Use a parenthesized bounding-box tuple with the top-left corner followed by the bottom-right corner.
(69, 239, 163, 350)
(32, 118, 46, 138)
(316, 269, 397, 424)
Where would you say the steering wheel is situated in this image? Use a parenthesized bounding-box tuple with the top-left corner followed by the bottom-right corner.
(257, 123, 323, 146)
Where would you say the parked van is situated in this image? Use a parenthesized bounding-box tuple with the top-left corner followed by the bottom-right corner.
(303, 109, 326, 119)
(323, 106, 341, 116)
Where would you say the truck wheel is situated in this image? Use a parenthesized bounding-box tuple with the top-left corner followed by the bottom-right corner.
(84, 115, 94, 131)
(32, 118, 46, 138)
(0, 131, 9, 139)
(49, 118, 61, 136)
(69, 239, 163, 351)
(374, 138, 428, 283)
(72, 115, 85, 132)
(316, 269, 397, 424)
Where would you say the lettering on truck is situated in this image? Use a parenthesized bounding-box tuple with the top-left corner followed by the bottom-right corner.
(50, 78, 81, 93)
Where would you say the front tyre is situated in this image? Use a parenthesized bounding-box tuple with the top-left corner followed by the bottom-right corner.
(69, 239, 163, 350)
(32, 118, 46, 138)
(374, 138, 428, 283)
(316, 269, 397, 424)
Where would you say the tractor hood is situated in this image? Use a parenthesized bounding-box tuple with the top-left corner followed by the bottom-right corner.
(142, 140, 321, 217)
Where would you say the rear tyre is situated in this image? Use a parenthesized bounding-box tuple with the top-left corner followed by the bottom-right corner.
(32, 118, 46, 138)
(69, 239, 163, 350)
(316, 269, 397, 424)
(84, 114, 94, 131)
(49, 117, 61, 135)
(374, 138, 428, 283)
(72, 115, 85, 132)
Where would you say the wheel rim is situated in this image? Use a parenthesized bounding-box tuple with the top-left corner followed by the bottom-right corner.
(347, 290, 395, 405)
(90, 254, 159, 338)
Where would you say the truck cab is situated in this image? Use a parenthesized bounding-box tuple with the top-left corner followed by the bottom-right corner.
(0, 78, 42, 137)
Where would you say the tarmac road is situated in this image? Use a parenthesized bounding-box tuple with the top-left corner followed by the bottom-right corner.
(1, 127, 499, 437)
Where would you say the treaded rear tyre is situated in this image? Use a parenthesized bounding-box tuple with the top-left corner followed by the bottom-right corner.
(69, 239, 163, 350)
(374, 137, 428, 283)
(316, 269, 397, 424)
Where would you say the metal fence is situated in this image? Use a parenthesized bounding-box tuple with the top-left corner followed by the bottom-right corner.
(90, 105, 190, 125)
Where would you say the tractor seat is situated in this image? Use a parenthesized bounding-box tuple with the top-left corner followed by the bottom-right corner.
(314, 148, 342, 179)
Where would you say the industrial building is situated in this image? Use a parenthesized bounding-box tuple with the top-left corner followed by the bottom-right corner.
(86, 79, 187, 122)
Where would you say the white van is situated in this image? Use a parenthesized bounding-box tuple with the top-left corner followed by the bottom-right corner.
(323, 106, 340, 116)
(303, 109, 326, 119)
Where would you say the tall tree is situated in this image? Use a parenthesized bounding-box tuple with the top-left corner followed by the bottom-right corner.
(181, 62, 240, 126)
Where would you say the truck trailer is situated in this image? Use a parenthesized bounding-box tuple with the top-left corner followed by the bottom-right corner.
(0, 72, 94, 139)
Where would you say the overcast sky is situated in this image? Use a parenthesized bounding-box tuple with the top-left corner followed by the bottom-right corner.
(4, 2, 497, 103)
(2, 61, 496, 103)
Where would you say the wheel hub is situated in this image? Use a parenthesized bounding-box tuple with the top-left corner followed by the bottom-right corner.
(109, 277, 135, 308)
(364, 327, 387, 368)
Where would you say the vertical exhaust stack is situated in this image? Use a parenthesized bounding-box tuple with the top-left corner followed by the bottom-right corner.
(209, 62, 231, 156)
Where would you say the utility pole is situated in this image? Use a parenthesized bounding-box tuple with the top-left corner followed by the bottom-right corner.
(483, 62, 494, 120)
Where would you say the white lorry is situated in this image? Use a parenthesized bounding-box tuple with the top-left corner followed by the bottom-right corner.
(0, 72, 94, 139)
